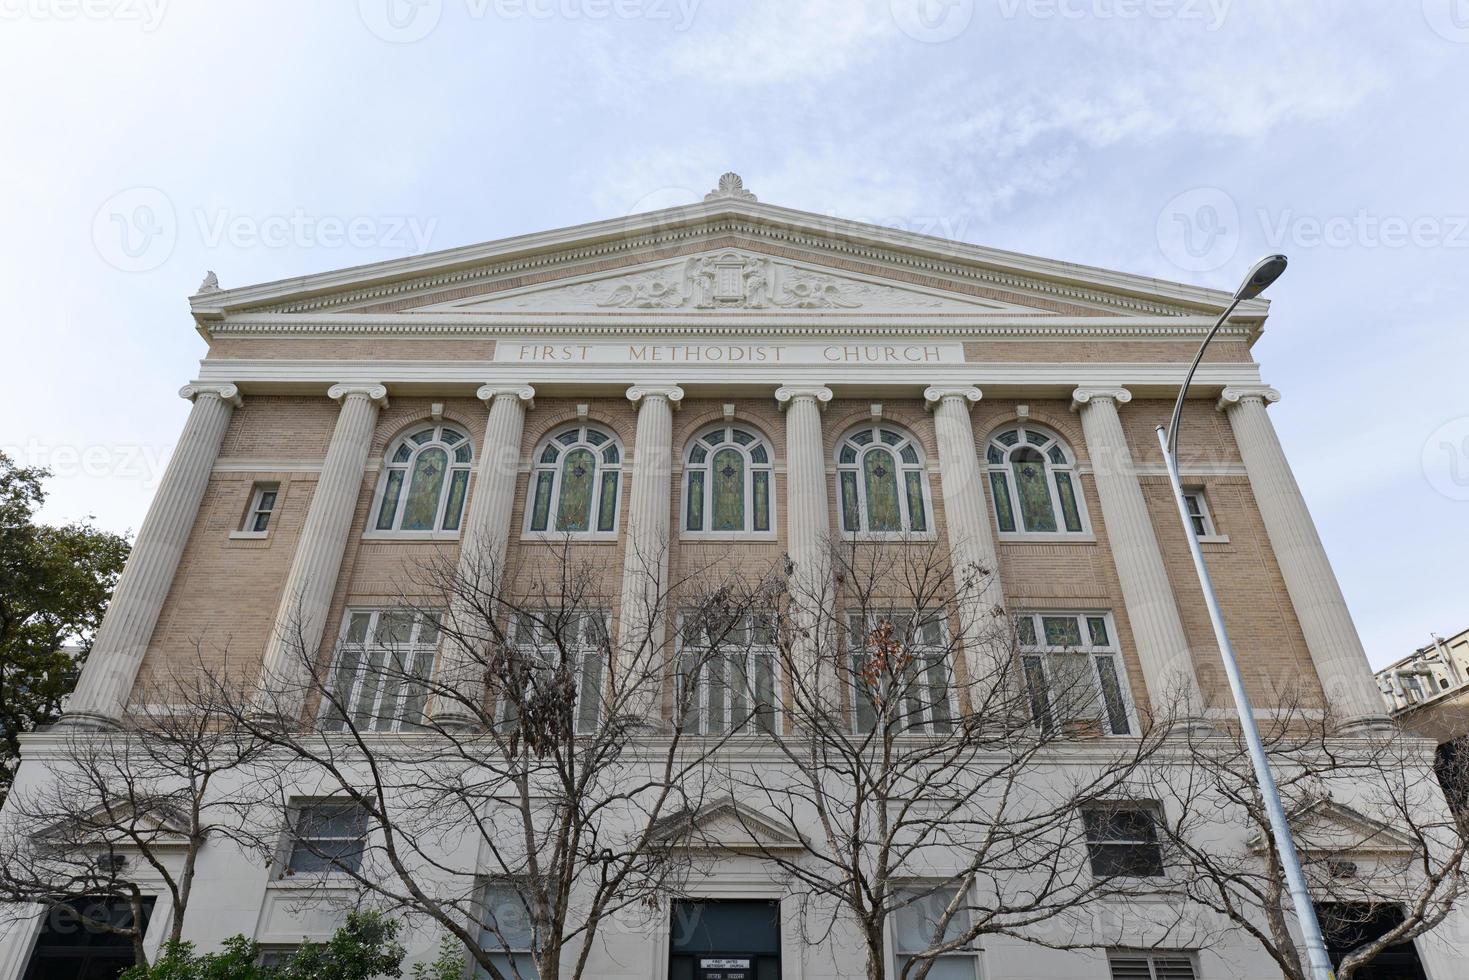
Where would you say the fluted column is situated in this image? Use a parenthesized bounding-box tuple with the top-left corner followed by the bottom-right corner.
(1218, 386, 1387, 725)
(775, 386, 836, 695)
(924, 386, 1010, 685)
(617, 385, 683, 705)
(254, 383, 387, 722)
(432, 384, 534, 729)
(63, 383, 242, 726)
(1072, 387, 1204, 716)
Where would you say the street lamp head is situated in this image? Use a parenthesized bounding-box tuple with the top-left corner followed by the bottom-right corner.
(1234, 253, 1288, 301)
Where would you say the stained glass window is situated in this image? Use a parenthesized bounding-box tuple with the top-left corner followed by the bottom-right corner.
(527, 425, 622, 535)
(374, 425, 473, 534)
(681, 425, 774, 535)
(835, 425, 930, 535)
(985, 425, 1088, 537)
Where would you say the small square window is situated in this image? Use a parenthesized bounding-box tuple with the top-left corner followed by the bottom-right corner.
(283, 800, 368, 875)
(1181, 489, 1216, 538)
(1083, 804, 1165, 878)
(240, 482, 279, 535)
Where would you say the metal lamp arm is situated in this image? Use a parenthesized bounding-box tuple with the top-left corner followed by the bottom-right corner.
(1164, 294, 1243, 459)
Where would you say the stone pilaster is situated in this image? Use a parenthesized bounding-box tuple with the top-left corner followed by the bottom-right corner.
(1072, 387, 1204, 716)
(924, 386, 1010, 686)
(254, 383, 387, 723)
(775, 385, 836, 696)
(432, 384, 534, 729)
(63, 383, 242, 726)
(1218, 386, 1387, 725)
(616, 385, 682, 710)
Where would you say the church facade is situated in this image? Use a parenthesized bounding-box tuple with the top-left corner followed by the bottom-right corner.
(2, 175, 1458, 980)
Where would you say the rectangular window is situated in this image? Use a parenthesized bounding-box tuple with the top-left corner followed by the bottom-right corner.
(321, 609, 441, 732)
(1015, 612, 1133, 736)
(1083, 804, 1165, 878)
(256, 947, 299, 968)
(1181, 489, 1216, 538)
(848, 611, 954, 735)
(676, 611, 778, 735)
(240, 482, 279, 534)
(1107, 950, 1197, 979)
(499, 611, 608, 734)
(284, 800, 368, 875)
(477, 881, 538, 978)
(893, 886, 978, 979)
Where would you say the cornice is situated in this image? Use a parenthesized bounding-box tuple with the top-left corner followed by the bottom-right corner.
(204, 312, 1258, 342)
(190, 202, 1267, 324)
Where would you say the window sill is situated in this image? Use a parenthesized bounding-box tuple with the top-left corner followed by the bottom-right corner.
(519, 532, 620, 544)
(360, 531, 462, 542)
(267, 873, 361, 888)
(680, 532, 779, 542)
(229, 529, 270, 540)
(1195, 534, 1230, 545)
(998, 532, 1096, 544)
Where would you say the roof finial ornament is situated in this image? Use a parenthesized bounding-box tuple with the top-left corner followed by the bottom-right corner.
(198, 270, 220, 293)
(705, 172, 757, 202)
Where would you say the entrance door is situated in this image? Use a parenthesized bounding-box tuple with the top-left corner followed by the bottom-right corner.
(23, 898, 155, 980)
(669, 899, 780, 980)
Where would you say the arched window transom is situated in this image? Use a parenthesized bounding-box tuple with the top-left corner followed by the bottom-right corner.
(836, 425, 930, 535)
(375, 424, 473, 533)
(682, 425, 775, 535)
(527, 424, 623, 535)
(985, 425, 1087, 535)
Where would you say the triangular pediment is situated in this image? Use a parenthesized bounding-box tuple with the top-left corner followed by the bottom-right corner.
(38, 799, 193, 852)
(1248, 799, 1420, 858)
(191, 177, 1265, 330)
(654, 796, 805, 853)
(408, 247, 1042, 315)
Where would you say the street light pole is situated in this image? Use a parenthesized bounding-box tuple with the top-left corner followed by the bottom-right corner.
(1156, 254, 1336, 980)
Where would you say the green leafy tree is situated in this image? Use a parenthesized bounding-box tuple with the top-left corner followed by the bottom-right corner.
(0, 452, 130, 794)
(119, 910, 416, 980)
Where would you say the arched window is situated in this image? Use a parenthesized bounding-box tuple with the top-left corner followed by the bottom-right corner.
(985, 424, 1087, 535)
(374, 424, 472, 533)
(836, 425, 930, 535)
(682, 424, 775, 535)
(526, 424, 622, 535)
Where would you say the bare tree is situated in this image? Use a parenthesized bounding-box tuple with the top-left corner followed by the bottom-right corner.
(699, 536, 1179, 980)
(0, 668, 268, 966)
(1145, 697, 1469, 980)
(215, 538, 777, 980)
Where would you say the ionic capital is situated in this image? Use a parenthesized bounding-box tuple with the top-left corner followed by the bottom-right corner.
(774, 385, 834, 411)
(178, 382, 243, 408)
(1216, 385, 1282, 413)
(477, 384, 536, 408)
(1070, 386, 1132, 412)
(923, 386, 983, 411)
(626, 384, 685, 409)
(327, 383, 389, 408)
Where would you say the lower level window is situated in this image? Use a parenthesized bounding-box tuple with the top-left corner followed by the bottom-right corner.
(1083, 804, 1165, 878)
(321, 609, 441, 732)
(284, 799, 368, 875)
(477, 882, 539, 979)
(1107, 950, 1197, 979)
(1015, 612, 1133, 736)
(893, 886, 978, 979)
(675, 611, 778, 735)
(849, 611, 954, 735)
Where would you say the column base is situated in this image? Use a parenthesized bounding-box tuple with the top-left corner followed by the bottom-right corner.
(52, 710, 119, 730)
(1337, 714, 1398, 736)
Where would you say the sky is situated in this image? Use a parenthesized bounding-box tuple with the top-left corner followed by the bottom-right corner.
(1, 0, 1465, 668)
